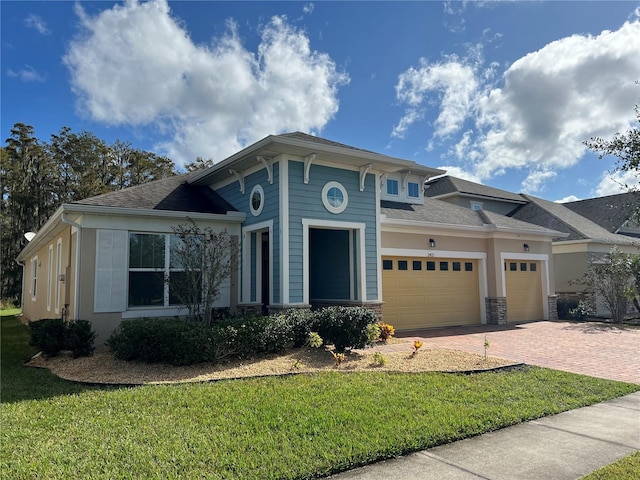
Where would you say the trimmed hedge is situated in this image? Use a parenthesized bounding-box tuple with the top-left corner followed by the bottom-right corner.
(28, 319, 96, 358)
(107, 306, 379, 365)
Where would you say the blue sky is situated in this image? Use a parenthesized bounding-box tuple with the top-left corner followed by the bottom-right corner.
(2, 1, 639, 202)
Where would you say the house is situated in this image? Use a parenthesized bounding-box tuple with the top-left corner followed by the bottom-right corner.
(18, 133, 563, 342)
(426, 175, 640, 316)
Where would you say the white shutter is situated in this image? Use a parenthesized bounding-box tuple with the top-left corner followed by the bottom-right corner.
(94, 229, 128, 312)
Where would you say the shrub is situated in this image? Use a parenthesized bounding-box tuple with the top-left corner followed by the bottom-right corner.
(28, 318, 96, 358)
(569, 300, 591, 321)
(312, 306, 379, 352)
(281, 309, 315, 348)
(377, 322, 395, 342)
(67, 320, 97, 358)
(107, 318, 213, 366)
(29, 318, 67, 357)
(557, 298, 579, 320)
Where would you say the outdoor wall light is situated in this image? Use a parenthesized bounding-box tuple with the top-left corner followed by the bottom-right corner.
(429, 238, 436, 248)
(523, 243, 530, 252)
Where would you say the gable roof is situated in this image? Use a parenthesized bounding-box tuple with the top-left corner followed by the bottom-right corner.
(189, 131, 445, 186)
(563, 192, 639, 234)
(511, 194, 638, 245)
(381, 198, 562, 237)
(72, 173, 237, 214)
(425, 176, 526, 203)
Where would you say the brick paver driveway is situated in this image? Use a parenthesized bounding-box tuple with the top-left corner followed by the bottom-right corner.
(392, 321, 640, 384)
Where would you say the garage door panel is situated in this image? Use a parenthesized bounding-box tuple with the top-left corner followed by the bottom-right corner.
(505, 260, 543, 322)
(382, 256, 480, 330)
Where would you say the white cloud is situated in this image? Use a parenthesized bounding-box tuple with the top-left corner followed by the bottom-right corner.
(433, 166, 483, 184)
(393, 55, 478, 139)
(6, 65, 45, 82)
(64, 0, 348, 167)
(392, 20, 640, 194)
(521, 170, 556, 194)
(555, 195, 580, 203)
(595, 169, 640, 196)
(303, 3, 315, 14)
(24, 14, 50, 35)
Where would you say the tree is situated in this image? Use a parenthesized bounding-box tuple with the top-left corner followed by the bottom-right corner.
(168, 219, 238, 325)
(575, 247, 634, 323)
(185, 157, 215, 173)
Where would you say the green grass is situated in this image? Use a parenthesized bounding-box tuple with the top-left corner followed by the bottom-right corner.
(2, 315, 638, 480)
(581, 452, 640, 479)
(0, 307, 21, 317)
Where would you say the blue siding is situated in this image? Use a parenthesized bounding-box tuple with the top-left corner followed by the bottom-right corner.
(287, 161, 378, 302)
(217, 163, 281, 304)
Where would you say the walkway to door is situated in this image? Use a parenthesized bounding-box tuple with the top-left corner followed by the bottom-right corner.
(389, 320, 640, 384)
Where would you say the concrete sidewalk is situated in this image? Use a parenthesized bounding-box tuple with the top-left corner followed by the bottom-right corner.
(329, 392, 640, 480)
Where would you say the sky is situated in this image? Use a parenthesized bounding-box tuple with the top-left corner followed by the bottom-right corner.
(2, 1, 639, 203)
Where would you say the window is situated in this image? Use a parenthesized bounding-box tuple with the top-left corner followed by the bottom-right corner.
(510, 262, 517, 271)
(30, 257, 38, 299)
(426, 261, 436, 271)
(382, 259, 393, 270)
(387, 178, 399, 195)
(55, 240, 62, 313)
(452, 261, 461, 271)
(47, 245, 53, 311)
(412, 260, 422, 270)
(465, 262, 473, 272)
(440, 261, 449, 271)
(398, 260, 408, 271)
(250, 184, 265, 216)
(322, 181, 348, 214)
(408, 182, 420, 198)
(471, 201, 483, 211)
(128, 233, 200, 307)
(520, 263, 527, 271)
(530, 263, 537, 272)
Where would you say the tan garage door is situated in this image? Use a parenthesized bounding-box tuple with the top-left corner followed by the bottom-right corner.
(504, 260, 543, 322)
(382, 256, 481, 330)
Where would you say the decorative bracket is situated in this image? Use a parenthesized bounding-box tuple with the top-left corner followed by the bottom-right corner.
(257, 156, 273, 184)
(304, 153, 316, 184)
(229, 169, 245, 194)
(379, 173, 388, 191)
(402, 170, 412, 191)
(421, 175, 431, 196)
(359, 164, 372, 192)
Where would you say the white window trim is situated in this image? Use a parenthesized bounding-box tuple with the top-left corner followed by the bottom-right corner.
(55, 239, 62, 314)
(47, 245, 53, 311)
(302, 218, 366, 305)
(30, 256, 38, 301)
(249, 184, 265, 216)
(321, 181, 348, 214)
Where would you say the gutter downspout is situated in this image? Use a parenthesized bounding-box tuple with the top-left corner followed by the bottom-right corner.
(15, 258, 25, 313)
(61, 212, 81, 320)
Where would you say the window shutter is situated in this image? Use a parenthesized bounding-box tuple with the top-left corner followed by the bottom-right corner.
(94, 229, 128, 312)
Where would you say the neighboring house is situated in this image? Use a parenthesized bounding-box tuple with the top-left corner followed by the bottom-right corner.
(427, 175, 640, 317)
(18, 133, 563, 342)
(563, 192, 640, 238)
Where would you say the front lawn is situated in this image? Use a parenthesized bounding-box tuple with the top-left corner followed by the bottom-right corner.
(2, 315, 638, 479)
(582, 452, 640, 480)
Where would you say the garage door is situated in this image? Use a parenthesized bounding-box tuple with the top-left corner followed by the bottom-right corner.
(504, 260, 543, 321)
(382, 256, 481, 330)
